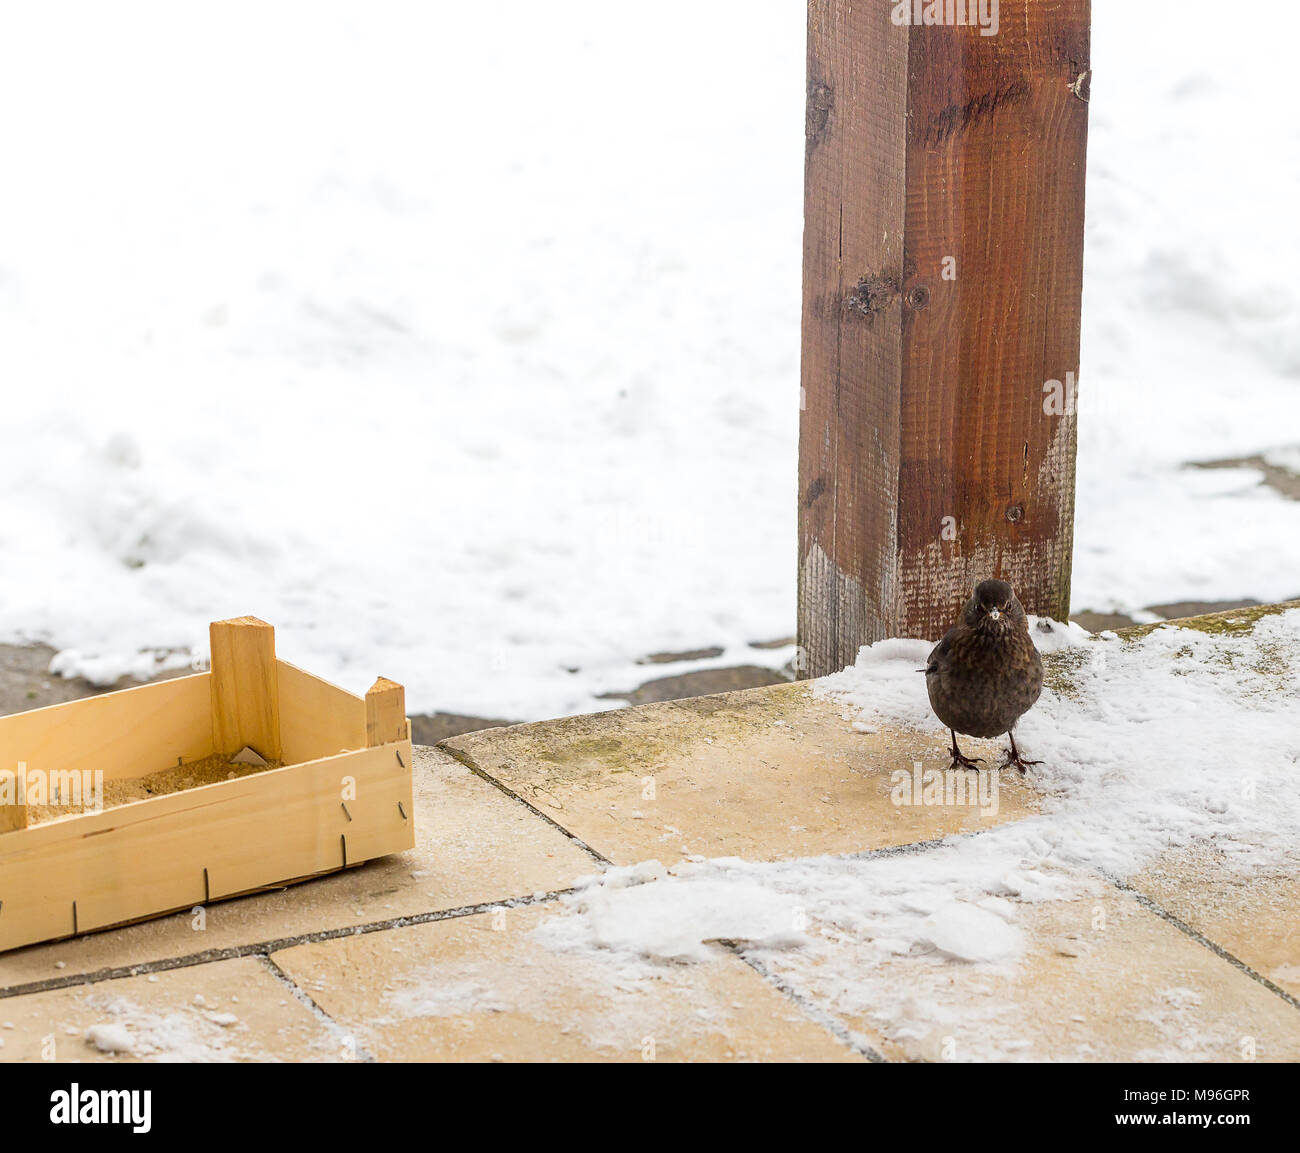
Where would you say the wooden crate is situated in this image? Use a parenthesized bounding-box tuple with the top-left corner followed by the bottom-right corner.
(0, 617, 414, 953)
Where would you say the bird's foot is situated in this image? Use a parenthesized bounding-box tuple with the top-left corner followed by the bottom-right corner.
(1001, 749, 1043, 775)
(948, 752, 985, 772)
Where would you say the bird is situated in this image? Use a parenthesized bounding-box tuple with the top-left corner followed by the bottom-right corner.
(923, 578, 1044, 773)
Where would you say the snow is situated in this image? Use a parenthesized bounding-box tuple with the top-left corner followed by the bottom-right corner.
(1073, 3, 1300, 613)
(386, 978, 511, 1020)
(918, 904, 1023, 964)
(74, 994, 290, 1061)
(536, 860, 808, 964)
(0, 1, 1297, 719)
(83, 1022, 136, 1055)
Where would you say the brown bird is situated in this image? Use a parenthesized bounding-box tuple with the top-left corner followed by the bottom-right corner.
(923, 578, 1044, 773)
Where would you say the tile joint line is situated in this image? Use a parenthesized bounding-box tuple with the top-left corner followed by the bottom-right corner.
(258, 953, 378, 1063)
(0, 888, 576, 1001)
(437, 740, 613, 866)
(1107, 873, 1300, 1015)
(723, 942, 887, 1063)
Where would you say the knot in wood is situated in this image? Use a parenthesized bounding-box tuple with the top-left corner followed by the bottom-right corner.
(843, 274, 897, 317)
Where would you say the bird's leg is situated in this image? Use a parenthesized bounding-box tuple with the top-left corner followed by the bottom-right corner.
(948, 730, 984, 772)
(1002, 731, 1043, 774)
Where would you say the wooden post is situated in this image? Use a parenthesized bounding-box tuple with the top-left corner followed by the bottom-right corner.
(798, 0, 1091, 674)
(209, 616, 282, 760)
(366, 677, 408, 747)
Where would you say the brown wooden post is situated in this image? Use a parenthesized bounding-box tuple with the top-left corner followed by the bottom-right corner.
(209, 616, 282, 760)
(799, 0, 1091, 675)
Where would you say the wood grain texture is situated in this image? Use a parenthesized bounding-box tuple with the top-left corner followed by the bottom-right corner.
(209, 616, 282, 760)
(0, 673, 213, 789)
(799, 0, 909, 677)
(366, 676, 408, 748)
(0, 769, 26, 833)
(799, 1, 1091, 673)
(279, 660, 366, 765)
(0, 743, 415, 953)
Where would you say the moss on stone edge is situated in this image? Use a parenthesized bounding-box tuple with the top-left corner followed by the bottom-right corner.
(1114, 600, 1300, 641)
(1041, 599, 1300, 699)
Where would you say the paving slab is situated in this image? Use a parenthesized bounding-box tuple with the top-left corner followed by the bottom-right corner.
(271, 903, 861, 1063)
(443, 681, 1037, 867)
(0, 747, 594, 990)
(0, 955, 341, 1062)
(1132, 844, 1300, 1001)
(757, 883, 1300, 1062)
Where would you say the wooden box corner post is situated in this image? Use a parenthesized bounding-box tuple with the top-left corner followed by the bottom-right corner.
(209, 616, 283, 761)
(366, 677, 408, 747)
(798, 0, 1091, 674)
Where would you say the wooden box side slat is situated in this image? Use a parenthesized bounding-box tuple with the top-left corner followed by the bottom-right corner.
(0, 741, 414, 952)
(0, 674, 214, 787)
(278, 660, 367, 765)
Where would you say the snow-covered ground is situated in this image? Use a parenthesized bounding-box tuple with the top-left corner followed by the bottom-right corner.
(1, 2, 1297, 719)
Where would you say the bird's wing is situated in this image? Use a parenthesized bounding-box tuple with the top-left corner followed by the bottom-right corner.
(922, 629, 955, 676)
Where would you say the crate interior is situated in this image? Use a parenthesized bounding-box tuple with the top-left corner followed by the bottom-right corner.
(0, 660, 366, 829)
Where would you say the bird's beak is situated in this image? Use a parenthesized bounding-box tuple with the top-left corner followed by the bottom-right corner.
(988, 608, 1002, 621)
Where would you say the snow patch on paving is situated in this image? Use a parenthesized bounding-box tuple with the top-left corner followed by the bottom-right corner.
(535, 860, 808, 964)
(83, 1022, 137, 1056)
(78, 995, 256, 1062)
(918, 904, 1024, 965)
(386, 978, 512, 1020)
